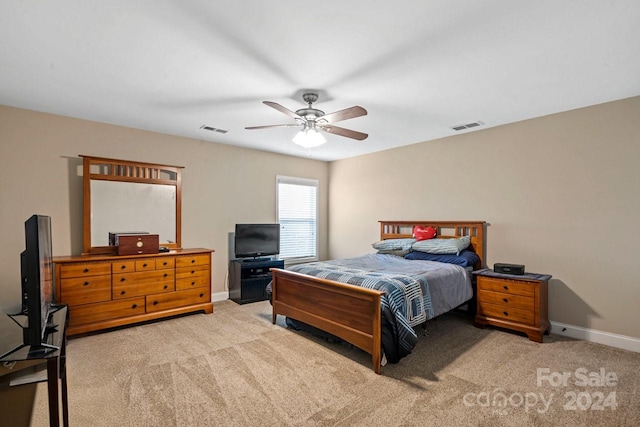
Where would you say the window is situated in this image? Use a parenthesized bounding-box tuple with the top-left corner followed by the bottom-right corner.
(276, 175, 318, 262)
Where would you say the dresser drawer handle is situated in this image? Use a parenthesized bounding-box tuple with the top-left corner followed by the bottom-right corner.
(191, 259, 196, 264)
(143, 263, 148, 268)
(120, 277, 126, 282)
(83, 281, 90, 286)
(503, 298, 508, 303)
(191, 270, 195, 274)
(121, 265, 127, 270)
(153, 301, 158, 306)
(163, 285, 168, 289)
(121, 290, 126, 295)
(132, 304, 137, 309)
(199, 293, 204, 298)
(163, 273, 168, 278)
(83, 268, 89, 273)
(503, 285, 509, 290)
(503, 311, 509, 316)
(163, 261, 168, 266)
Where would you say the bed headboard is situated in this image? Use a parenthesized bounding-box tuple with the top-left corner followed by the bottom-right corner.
(379, 221, 486, 269)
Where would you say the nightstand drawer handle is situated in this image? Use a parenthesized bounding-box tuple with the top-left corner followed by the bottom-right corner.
(503, 311, 509, 316)
(83, 281, 90, 286)
(503, 298, 509, 303)
(503, 285, 509, 290)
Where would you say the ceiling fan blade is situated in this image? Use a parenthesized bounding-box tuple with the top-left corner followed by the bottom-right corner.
(318, 106, 367, 124)
(245, 124, 300, 130)
(318, 124, 368, 141)
(263, 101, 302, 120)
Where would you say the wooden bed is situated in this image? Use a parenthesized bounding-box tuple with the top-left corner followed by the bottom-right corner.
(270, 220, 486, 374)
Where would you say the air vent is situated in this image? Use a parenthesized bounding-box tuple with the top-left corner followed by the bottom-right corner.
(200, 125, 228, 134)
(451, 121, 484, 131)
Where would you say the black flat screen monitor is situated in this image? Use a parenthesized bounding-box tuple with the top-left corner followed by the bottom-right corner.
(21, 214, 54, 347)
(234, 224, 280, 259)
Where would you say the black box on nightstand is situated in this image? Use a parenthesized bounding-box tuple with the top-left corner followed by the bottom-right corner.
(494, 263, 525, 275)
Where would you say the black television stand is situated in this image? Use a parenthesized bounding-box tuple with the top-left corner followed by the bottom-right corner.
(229, 258, 284, 304)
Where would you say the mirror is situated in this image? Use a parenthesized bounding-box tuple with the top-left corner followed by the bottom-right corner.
(82, 155, 183, 254)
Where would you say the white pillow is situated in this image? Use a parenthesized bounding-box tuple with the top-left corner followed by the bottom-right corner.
(372, 238, 416, 251)
(411, 235, 471, 255)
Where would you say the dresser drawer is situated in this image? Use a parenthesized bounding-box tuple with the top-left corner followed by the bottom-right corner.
(176, 272, 209, 290)
(68, 297, 146, 326)
(156, 257, 175, 270)
(146, 288, 210, 312)
(175, 264, 209, 280)
(112, 260, 135, 273)
(477, 276, 535, 297)
(59, 262, 112, 279)
(60, 275, 112, 306)
(477, 290, 534, 311)
(175, 254, 210, 268)
(135, 258, 156, 271)
(113, 270, 174, 291)
(478, 302, 534, 325)
(112, 271, 175, 299)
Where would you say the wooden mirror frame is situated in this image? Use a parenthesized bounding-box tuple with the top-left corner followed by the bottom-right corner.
(81, 155, 183, 254)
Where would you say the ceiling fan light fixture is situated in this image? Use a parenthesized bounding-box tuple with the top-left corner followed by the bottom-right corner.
(293, 127, 326, 148)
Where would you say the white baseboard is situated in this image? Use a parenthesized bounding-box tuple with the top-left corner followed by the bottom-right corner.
(212, 291, 229, 302)
(550, 321, 640, 353)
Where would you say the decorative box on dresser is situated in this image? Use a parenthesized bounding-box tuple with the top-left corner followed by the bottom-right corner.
(473, 268, 551, 342)
(54, 248, 214, 335)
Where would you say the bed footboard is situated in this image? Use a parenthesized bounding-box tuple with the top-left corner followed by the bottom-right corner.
(270, 268, 384, 374)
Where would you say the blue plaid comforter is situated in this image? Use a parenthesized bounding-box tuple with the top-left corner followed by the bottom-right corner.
(288, 255, 434, 359)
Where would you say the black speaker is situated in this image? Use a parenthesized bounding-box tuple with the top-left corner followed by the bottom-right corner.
(494, 263, 525, 275)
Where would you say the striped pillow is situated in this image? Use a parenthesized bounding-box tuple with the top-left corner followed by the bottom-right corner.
(372, 238, 416, 251)
(411, 235, 471, 255)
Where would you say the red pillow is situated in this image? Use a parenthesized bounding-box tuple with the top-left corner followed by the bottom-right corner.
(413, 225, 437, 241)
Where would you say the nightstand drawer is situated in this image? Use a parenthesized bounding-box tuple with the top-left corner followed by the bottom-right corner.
(477, 276, 535, 297)
(478, 302, 534, 325)
(478, 290, 534, 311)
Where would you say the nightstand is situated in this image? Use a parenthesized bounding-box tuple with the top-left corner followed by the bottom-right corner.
(472, 268, 551, 342)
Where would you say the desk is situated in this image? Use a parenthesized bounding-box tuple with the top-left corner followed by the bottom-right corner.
(0, 305, 69, 427)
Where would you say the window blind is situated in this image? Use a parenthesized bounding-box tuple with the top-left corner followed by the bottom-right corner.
(276, 176, 318, 261)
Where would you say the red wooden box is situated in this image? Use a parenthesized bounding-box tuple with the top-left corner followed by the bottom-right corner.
(117, 234, 159, 256)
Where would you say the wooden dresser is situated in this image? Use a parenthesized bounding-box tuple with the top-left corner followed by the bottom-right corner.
(473, 268, 551, 342)
(54, 248, 214, 335)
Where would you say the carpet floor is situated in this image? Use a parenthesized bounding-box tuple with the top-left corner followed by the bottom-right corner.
(30, 300, 640, 426)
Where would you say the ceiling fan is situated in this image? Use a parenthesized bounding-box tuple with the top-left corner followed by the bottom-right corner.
(245, 93, 368, 148)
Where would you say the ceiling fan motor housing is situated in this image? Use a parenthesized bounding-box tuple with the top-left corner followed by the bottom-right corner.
(246, 91, 368, 141)
(295, 107, 325, 119)
(302, 93, 319, 104)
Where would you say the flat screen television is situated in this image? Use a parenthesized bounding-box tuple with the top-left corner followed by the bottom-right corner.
(20, 214, 55, 348)
(234, 223, 280, 259)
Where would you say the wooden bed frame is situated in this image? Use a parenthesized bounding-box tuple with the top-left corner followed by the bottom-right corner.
(270, 220, 486, 374)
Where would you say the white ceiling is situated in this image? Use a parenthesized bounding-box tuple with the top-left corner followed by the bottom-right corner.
(2, 1, 639, 161)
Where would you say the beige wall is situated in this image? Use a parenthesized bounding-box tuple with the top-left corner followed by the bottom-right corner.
(2, 97, 638, 340)
(329, 96, 640, 339)
(0, 106, 329, 313)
